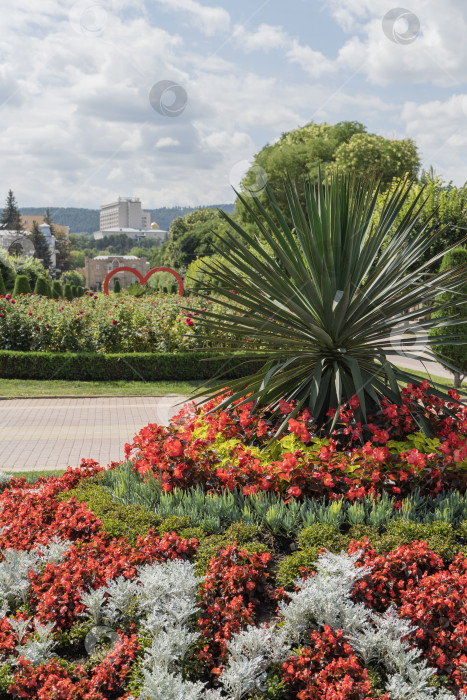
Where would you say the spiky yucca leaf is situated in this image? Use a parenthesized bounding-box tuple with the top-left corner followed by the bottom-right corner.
(190, 172, 467, 434)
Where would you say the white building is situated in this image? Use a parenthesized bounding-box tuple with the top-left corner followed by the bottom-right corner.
(100, 197, 151, 230)
(94, 226, 167, 243)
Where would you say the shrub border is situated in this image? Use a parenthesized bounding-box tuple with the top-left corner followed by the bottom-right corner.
(0, 350, 267, 381)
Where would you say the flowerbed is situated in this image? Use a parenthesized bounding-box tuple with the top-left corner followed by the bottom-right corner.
(124, 381, 467, 502)
(0, 292, 240, 353)
(0, 382, 465, 698)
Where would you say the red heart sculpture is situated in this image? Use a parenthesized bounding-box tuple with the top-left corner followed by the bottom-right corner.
(103, 266, 184, 295)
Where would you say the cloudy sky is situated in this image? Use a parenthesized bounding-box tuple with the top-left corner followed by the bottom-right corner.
(1, 0, 467, 208)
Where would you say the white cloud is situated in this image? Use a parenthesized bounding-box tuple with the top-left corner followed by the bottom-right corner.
(232, 23, 289, 52)
(155, 136, 180, 147)
(153, 0, 230, 36)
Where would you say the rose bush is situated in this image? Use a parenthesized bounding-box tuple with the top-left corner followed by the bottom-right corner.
(0, 292, 248, 353)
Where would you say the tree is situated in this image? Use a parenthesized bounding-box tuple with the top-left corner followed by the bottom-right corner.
(45, 209, 71, 273)
(193, 173, 466, 433)
(0, 190, 22, 231)
(69, 250, 85, 269)
(113, 279, 121, 293)
(235, 121, 420, 224)
(0, 271, 6, 296)
(30, 222, 52, 270)
(64, 283, 73, 301)
(430, 247, 467, 388)
(159, 208, 236, 269)
(334, 133, 420, 186)
(60, 270, 86, 287)
(11, 256, 48, 291)
(13, 274, 31, 296)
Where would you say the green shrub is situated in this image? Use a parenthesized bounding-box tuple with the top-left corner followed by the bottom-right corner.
(60, 480, 161, 545)
(113, 279, 121, 293)
(71, 285, 78, 298)
(13, 274, 31, 296)
(64, 283, 73, 301)
(0, 251, 16, 291)
(0, 350, 265, 381)
(0, 272, 6, 296)
(52, 281, 63, 299)
(77, 286, 84, 297)
(374, 520, 459, 561)
(193, 521, 266, 574)
(34, 276, 50, 297)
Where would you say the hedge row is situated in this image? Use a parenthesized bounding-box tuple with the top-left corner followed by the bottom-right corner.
(0, 350, 267, 381)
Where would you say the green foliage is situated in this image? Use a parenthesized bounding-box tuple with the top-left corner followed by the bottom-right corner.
(157, 208, 237, 269)
(185, 254, 223, 294)
(60, 479, 161, 545)
(60, 269, 86, 288)
(194, 171, 467, 433)
(71, 285, 78, 298)
(334, 133, 420, 186)
(374, 520, 459, 561)
(235, 121, 419, 224)
(76, 285, 84, 297)
(193, 521, 267, 574)
(0, 350, 265, 381)
(13, 274, 31, 296)
(0, 250, 16, 291)
(0, 271, 6, 296)
(430, 246, 467, 385)
(373, 175, 467, 269)
(11, 255, 48, 290)
(52, 280, 63, 299)
(63, 283, 73, 301)
(69, 249, 85, 269)
(113, 278, 121, 293)
(34, 276, 51, 297)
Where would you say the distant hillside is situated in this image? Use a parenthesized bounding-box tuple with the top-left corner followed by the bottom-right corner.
(21, 204, 236, 235)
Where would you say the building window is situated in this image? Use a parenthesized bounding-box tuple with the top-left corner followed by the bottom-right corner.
(95, 264, 100, 271)
(95, 278, 100, 284)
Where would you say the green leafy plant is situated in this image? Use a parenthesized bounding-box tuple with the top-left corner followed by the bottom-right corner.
(0, 271, 6, 296)
(194, 172, 467, 433)
(52, 281, 62, 299)
(34, 276, 51, 297)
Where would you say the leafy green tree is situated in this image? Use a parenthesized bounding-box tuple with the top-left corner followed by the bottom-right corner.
(60, 270, 86, 287)
(160, 208, 236, 269)
(430, 247, 467, 388)
(69, 250, 85, 269)
(334, 133, 420, 186)
(0, 271, 6, 296)
(194, 173, 466, 433)
(236, 122, 420, 224)
(0, 190, 22, 231)
(30, 221, 52, 270)
(13, 274, 31, 296)
(185, 254, 223, 294)
(34, 276, 51, 297)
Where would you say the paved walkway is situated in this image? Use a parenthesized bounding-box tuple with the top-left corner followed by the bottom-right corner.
(0, 397, 189, 472)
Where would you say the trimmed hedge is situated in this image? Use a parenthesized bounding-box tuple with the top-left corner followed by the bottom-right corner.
(0, 350, 267, 381)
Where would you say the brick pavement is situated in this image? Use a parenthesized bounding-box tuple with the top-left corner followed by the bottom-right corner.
(0, 396, 189, 471)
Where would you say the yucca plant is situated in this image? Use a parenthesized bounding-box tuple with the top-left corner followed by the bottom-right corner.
(191, 171, 467, 434)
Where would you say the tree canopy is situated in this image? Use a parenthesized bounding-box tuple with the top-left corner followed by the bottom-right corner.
(0, 190, 22, 231)
(235, 121, 420, 223)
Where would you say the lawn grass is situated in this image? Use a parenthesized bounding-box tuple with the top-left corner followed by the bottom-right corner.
(0, 378, 204, 398)
(395, 366, 467, 392)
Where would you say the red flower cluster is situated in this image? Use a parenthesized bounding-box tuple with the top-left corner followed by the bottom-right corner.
(197, 543, 273, 673)
(30, 530, 198, 630)
(124, 385, 467, 502)
(10, 633, 139, 699)
(282, 625, 383, 699)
